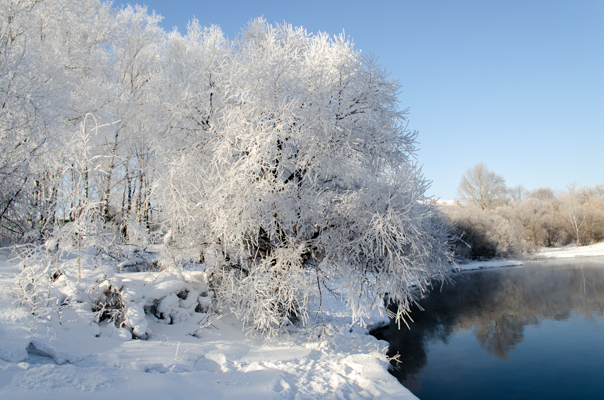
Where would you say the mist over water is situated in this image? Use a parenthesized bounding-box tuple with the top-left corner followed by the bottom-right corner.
(373, 259, 604, 400)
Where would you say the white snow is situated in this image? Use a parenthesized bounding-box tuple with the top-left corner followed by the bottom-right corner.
(454, 242, 604, 272)
(455, 259, 524, 271)
(532, 241, 604, 259)
(4, 240, 602, 399)
(0, 246, 416, 400)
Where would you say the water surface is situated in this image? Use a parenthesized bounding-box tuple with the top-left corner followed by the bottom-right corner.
(372, 258, 604, 400)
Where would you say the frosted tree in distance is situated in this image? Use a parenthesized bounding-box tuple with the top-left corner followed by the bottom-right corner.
(163, 19, 453, 334)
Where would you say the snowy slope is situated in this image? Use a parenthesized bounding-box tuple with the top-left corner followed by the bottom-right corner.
(0, 246, 416, 400)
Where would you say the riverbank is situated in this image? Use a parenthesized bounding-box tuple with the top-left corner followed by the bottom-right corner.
(454, 241, 604, 272)
(0, 246, 415, 400)
(532, 241, 604, 259)
(3, 242, 602, 399)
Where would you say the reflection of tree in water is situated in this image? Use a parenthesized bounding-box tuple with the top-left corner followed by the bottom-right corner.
(372, 260, 604, 386)
(474, 314, 527, 360)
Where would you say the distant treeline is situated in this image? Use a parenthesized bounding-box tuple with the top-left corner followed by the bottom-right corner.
(442, 163, 603, 260)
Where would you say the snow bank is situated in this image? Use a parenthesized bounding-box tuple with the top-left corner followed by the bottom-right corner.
(453, 242, 604, 271)
(4, 238, 602, 399)
(455, 259, 524, 271)
(532, 241, 604, 259)
(0, 246, 416, 399)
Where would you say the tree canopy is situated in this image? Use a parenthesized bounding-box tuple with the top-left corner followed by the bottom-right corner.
(1, 2, 453, 334)
(457, 162, 507, 210)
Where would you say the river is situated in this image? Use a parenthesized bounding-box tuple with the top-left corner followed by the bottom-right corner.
(372, 258, 604, 400)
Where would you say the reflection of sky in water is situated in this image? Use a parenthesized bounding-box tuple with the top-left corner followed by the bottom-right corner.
(372, 259, 604, 400)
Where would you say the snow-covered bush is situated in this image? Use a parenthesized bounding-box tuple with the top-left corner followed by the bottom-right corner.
(50, 203, 121, 280)
(121, 217, 151, 247)
(447, 204, 530, 260)
(162, 20, 454, 334)
(500, 198, 564, 247)
(92, 282, 126, 327)
(13, 244, 55, 317)
(11, 236, 216, 340)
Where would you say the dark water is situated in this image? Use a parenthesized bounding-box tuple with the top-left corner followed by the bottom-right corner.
(372, 259, 604, 400)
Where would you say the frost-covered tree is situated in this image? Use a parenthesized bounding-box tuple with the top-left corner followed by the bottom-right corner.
(457, 162, 508, 210)
(581, 185, 604, 244)
(560, 184, 587, 246)
(163, 20, 453, 333)
(500, 198, 551, 247)
(0, 2, 453, 335)
(0, 0, 116, 235)
(0, 0, 68, 235)
(507, 185, 526, 203)
(557, 183, 604, 246)
(529, 187, 555, 202)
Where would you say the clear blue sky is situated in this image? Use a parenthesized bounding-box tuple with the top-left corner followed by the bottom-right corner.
(120, 0, 604, 200)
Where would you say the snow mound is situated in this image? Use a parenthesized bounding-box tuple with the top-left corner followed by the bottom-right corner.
(0, 244, 416, 399)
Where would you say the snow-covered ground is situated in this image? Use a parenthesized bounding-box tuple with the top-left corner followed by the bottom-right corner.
(454, 241, 604, 272)
(0, 246, 416, 400)
(531, 241, 604, 259)
(3, 241, 602, 400)
(455, 259, 524, 271)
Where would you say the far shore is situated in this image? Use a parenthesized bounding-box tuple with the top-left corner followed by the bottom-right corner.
(455, 241, 604, 271)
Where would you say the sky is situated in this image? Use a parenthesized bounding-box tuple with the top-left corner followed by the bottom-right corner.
(119, 0, 604, 200)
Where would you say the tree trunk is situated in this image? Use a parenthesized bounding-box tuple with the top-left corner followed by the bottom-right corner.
(101, 130, 120, 221)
